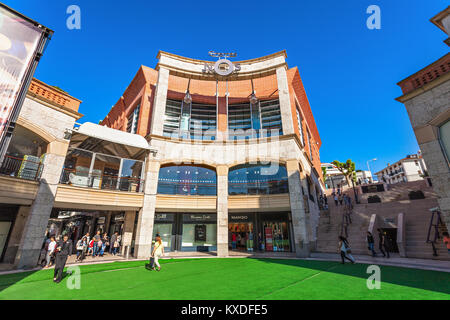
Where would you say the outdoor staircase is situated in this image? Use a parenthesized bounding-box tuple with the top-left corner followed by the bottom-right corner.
(314, 182, 450, 261)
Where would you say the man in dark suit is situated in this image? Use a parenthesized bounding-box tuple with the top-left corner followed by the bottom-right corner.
(53, 234, 73, 283)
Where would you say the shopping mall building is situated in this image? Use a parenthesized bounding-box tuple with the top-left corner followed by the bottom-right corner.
(0, 51, 325, 269)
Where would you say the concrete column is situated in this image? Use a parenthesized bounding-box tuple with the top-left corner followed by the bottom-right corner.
(216, 165, 229, 257)
(121, 211, 136, 257)
(276, 67, 294, 135)
(15, 141, 69, 269)
(134, 160, 160, 259)
(3, 206, 30, 264)
(286, 159, 310, 257)
(150, 67, 169, 136)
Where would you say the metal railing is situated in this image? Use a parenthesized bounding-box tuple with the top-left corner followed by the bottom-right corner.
(0, 155, 43, 181)
(60, 168, 143, 193)
(228, 180, 289, 195)
(426, 209, 444, 256)
(157, 181, 217, 196)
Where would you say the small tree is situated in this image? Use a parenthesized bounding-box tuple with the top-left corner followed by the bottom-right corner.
(331, 159, 356, 187)
(332, 159, 359, 203)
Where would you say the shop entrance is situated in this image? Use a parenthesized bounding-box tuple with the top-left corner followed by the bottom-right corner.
(228, 212, 292, 253)
(229, 214, 255, 252)
(154, 213, 217, 252)
(47, 210, 127, 254)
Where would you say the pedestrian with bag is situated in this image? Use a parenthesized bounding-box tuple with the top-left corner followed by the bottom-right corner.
(150, 234, 164, 271)
(110, 231, 119, 254)
(75, 237, 86, 262)
(53, 234, 73, 283)
(338, 236, 355, 264)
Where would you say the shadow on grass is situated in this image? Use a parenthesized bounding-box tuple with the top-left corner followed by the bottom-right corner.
(254, 258, 450, 295)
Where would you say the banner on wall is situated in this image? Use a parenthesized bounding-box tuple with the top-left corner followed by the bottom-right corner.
(0, 3, 52, 161)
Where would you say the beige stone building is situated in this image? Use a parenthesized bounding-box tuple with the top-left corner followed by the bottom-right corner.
(395, 6, 450, 233)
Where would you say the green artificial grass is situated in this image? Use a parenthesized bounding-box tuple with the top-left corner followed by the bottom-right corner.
(0, 258, 449, 300)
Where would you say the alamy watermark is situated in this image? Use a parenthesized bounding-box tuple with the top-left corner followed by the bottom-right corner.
(366, 5, 381, 30)
(366, 265, 381, 290)
(66, 265, 81, 290)
(66, 5, 81, 30)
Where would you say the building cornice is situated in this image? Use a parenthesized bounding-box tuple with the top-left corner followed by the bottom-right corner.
(396, 70, 450, 103)
(155, 50, 289, 81)
(26, 92, 84, 120)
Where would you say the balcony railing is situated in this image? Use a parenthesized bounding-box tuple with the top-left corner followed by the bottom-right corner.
(0, 155, 43, 181)
(60, 168, 143, 193)
(157, 181, 217, 196)
(228, 180, 289, 195)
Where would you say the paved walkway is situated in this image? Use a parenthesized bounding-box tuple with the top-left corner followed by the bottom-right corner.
(1, 251, 449, 276)
(309, 252, 450, 273)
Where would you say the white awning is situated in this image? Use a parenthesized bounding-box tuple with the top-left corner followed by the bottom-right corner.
(70, 122, 157, 159)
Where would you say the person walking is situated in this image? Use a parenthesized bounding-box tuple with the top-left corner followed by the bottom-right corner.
(112, 236, 120, 255)
(44, 236, 57, 268)
(110, 232, 119, 254)
(338, 236, 355, 264)
(53, 235, 73, 283)
(366, 231, 376, 257)
(338, 194, 343, 206)
(75, 237, 86, 262)
(99, 233, 108, 257)
(334, 194, 339, 206)
(151, 234, 165, 271)
(377, 228, 390, 258)
(92, 230, 101, 257)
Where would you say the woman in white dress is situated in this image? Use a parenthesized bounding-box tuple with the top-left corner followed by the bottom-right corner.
(151, 234, 165, 271)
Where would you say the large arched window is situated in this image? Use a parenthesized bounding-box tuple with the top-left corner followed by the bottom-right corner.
(157, 165, 217, 196)
(228, 163, 289, 195)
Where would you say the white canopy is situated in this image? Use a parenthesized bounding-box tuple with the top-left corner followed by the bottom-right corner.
(70, 122, 157, 159)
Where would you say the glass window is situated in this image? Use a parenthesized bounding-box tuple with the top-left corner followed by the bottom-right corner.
(228, 163, 289, 195)
(228, 99, 283, 140)
(127, 104, 140, 134)
(119, 159, 143, 192)
(157, 165, 217, 195)
(228, 103, 252, 140)
(307, 130, 313, 161)
(260, 99, 283, 137)
(296, 107, 305, 146)
(163, 99, 216, 140)
(439, 120, 450, 164)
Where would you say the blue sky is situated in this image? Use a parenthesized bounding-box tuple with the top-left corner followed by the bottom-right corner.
(5, 0, 449, 175)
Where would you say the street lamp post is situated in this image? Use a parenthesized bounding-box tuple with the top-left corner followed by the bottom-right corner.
(367, 158, 377, 183)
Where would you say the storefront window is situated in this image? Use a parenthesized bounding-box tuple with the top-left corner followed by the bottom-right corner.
(157, 165, 217, 195)
(228, 163, 289, 195)
(261, 221, 290, 252)
(229, 214, 255, 252)
(181, 214, 217, 252)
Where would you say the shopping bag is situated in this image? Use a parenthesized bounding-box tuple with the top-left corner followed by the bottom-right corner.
(145, 257, 155, 270)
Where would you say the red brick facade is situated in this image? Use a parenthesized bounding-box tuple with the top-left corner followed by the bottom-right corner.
(101, 58, 323, 178)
